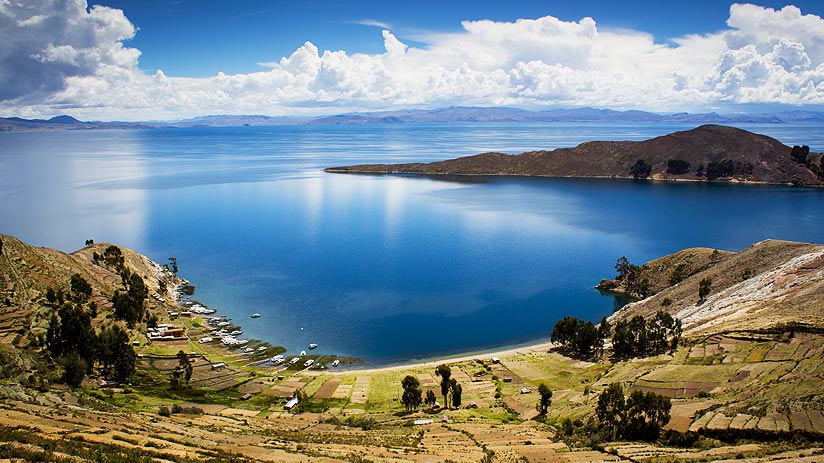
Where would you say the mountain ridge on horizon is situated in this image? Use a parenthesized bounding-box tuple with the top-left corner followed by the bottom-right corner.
(3, 106, 824, 131)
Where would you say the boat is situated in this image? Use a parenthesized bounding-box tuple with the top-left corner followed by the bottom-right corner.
(230, 329, 242, 336)
(251, 313, 261, 318)
(332, 359, 340, 367)
(308, 343, 318, 349)
(303, 359, 315, 367)
(258, 346, 267, 351)
(300, 350, 306, 357)
(198, 337, 213, 344)
(289, 357, 300, 364)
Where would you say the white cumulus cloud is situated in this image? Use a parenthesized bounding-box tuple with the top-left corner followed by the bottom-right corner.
(1, 1, 824, 120)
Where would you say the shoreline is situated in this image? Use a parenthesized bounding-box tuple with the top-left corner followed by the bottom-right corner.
(340, 339, 558, 375)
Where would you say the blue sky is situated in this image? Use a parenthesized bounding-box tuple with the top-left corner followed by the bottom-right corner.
(96, 0, 824, 77)
(2, 1, 824, 120)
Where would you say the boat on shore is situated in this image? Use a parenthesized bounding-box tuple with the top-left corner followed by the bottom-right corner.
(332, 359, 340, 367)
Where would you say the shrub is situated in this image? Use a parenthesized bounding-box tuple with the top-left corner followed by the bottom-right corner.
(158, 406, 171, 417)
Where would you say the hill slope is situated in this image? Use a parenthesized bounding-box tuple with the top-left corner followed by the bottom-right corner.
(326, 125, 824, 186)
(609, 240, 824, 338)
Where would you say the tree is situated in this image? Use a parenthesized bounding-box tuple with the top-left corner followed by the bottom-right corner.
(98, 325, 136, 382)
(292, 389, 309, 413)
(168, 257, 178, 274)
(425, 389, 437, 408)
(103, 245, 125, 272)
(596, 383, 625, 440)
(698, 277, 712, 301)
(450, 379, 462, 408)
(536, 383, 552, 415)
(791, 145, 810, 164)
(435, 364, 452, 409)
(84, 239, 94, 246)
(550, 316, 579, 346)
(630, 159, 652, 178)
(175, 350, 194, 387)
(573, 321, 599, 356)
(63, 352, 87, 387)
(401, 375, 423, 412)
(112, 272, 148, 327)
(70, 273, 92, 303)
(666, 159, 690, 175)
(624, 390, 671, 441)
(614, 257, 631, 279)
(48, 302, 97, 362)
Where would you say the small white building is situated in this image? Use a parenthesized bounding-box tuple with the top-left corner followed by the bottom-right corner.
(284, 397, 299, 410)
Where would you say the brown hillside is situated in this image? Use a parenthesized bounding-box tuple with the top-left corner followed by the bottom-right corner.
(0, 234, 183, 345)
(611, 240, 824, 338)
(326, 125, 824, 186)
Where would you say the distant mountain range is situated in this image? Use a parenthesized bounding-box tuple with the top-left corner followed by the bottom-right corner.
(2, 107, 824, 132)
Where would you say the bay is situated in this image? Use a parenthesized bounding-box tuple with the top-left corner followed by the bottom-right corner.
(1, 122, 823, 365)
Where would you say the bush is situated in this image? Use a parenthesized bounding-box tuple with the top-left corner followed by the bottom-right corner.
(158, 406, 171, 417)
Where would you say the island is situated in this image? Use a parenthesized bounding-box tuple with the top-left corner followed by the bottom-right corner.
(325, 125, 824, 187)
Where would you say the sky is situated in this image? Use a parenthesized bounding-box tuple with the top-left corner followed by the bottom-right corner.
(1, 0, 823, 121)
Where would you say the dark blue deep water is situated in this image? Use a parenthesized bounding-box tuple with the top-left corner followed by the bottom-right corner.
(1, 123, 823, 364)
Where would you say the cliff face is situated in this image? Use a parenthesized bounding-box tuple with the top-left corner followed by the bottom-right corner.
(609, 240, 824, 338)
(326, 125, 824, 186)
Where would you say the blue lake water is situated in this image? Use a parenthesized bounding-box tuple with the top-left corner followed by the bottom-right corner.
(1, 123, 823, 365)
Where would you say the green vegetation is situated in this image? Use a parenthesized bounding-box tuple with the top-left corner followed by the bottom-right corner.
(612, 311, 682, 358)
(791, 145, 810, 164)
(435, 364, 452, 408)
(536, 383, 552, 415)
(400, 375, 423, 411)
(630, 159, 652, 178)
(595, 383, 671, 442)
(550, 316, 604, 356)
(666, 159, 690, 175)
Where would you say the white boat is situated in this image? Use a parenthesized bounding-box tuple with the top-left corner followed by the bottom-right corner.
(308, 343, 318, 349)
(303, 359, 315, 367)
(272, 355, 285, 364)
(243, 347, 253, 353)
(332, 359, 340, 367)
(289, 357, 300, 364)
(198, 337, 213, 344)
(236, 339, 249, 345)
(258, 346, 267, 351)
(230, 329, 242, 336)
(300, 350, 306, 357)
(251, 313, 261, 318)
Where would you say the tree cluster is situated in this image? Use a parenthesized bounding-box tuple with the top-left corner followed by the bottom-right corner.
(791, 145, 810, 164)
(433, 364, 462, 409)
(550, 315, 611, 357)
(613, 257, 651, 299)
(612, 311, 681, 358)
(665, 159, 690, 175)
(702, 159, 753, 180)
(630, 159, 652, 178)
(112, 269, 148, 328)
(45, 274, 136, 387)
(596, 383, 671, 441)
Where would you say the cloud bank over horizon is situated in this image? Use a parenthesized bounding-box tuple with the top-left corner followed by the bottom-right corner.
(1, 0, 823, 120)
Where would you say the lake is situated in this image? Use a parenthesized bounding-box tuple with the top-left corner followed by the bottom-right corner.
(1, 122, 823, 365)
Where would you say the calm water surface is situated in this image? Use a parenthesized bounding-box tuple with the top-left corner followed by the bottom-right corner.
(1, 123, 823, 364)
